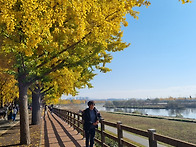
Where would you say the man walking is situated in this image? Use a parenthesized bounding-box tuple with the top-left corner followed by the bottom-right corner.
(83, 101, 101, 147)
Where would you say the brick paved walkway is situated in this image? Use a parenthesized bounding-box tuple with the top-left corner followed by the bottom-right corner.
(40, 111, 85, 147)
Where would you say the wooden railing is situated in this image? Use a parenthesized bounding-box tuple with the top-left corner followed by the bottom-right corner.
(53, 108, 196, 147)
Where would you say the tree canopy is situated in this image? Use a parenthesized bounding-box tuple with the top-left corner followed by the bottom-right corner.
(0, 0, 151, 83)
(0, 72, 18, 107)
(0, 0, 191, 144)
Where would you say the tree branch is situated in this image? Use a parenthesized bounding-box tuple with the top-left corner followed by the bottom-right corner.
(27, 9, 122, 85)
(41, 86, 53, 95)
(29, 87, 33, 92)
(36, 32, 91, 69)
(28, 59, 66, 85)
(35, 9, 120, 70)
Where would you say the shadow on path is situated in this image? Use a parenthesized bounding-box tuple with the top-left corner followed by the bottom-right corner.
(48, 113, 66, 147)
(0, 120, 9, 125)
(51, 113, 82, 147)
(44, 114, 49, 147)
(1, 143, 21, 147)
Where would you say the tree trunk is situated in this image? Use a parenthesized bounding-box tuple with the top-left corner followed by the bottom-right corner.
(31, 87, 41, 125)
(19, 79, 30, 145)
(0, 96, 4, 108)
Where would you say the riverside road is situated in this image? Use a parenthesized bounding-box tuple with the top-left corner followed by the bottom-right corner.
(104, 125, 166, 147)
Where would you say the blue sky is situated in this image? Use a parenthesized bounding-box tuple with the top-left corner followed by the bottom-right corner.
(63, 0, 196, 99)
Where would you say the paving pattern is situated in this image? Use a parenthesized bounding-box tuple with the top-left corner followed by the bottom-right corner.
(40, 111, 85, 147)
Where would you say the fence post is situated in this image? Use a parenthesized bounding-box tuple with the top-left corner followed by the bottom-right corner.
(77, 114, 80, 133)
(66, 110, 68, 122)
(101, 118, 105, 147)
(68, 111, 70, 125)
(148, 129, 157, 147)
(70, 111, 72, 126)
(82, 119, 85, 139)
(73, 113, 76, 130)
(69, 111, 71, 126)
(117, 121, 123, 147)
(62, 110, 66, 120)
(64, 110, 66, 121)
(61, 109, 64, 119)
(60, 109, 62, 118)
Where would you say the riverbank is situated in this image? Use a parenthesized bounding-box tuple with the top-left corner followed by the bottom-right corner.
(100, 111, 196, 144)
(104, 106, 166, 109)
(108, 111, 196, 123)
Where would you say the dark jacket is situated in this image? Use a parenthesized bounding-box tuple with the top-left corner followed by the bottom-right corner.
(82, 107, 101, 131)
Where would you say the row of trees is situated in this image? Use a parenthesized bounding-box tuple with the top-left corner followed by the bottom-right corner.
(104, 98, 161, 108)
(0, 0, 190, 145)
(104, 97, 196, 109)
(57, 99, 86, 105)
(57, 99, 106, 105)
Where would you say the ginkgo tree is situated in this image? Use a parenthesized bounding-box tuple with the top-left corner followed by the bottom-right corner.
(0, 0, 190, 145)
(0, 44, 18, 107)
(0, 72, 18, 107)
(30, 66, 95, 125)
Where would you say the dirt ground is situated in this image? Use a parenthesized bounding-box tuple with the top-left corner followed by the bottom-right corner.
(0, 119, 41, 147)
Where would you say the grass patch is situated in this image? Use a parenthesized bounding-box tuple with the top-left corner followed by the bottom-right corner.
(100, 111, 196, 145)
(94, 128, 144, 147)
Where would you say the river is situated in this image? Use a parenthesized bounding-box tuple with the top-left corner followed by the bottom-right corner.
(104, 107, 196, 119)
(57, 103, 196, 119)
